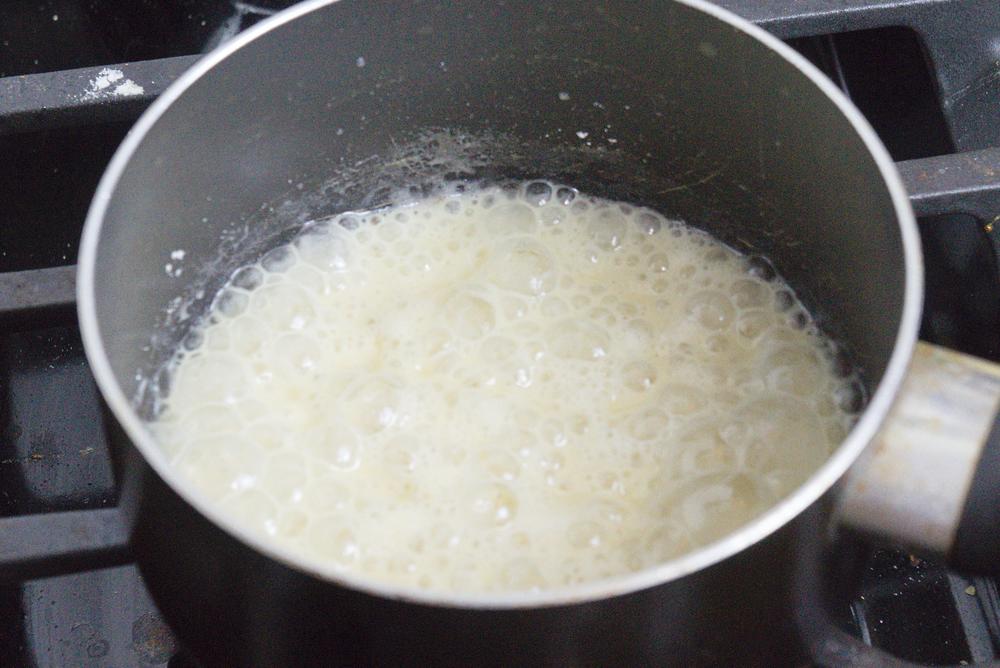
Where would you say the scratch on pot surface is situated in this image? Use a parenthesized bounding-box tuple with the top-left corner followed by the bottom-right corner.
(658, 169, 723, 194)
(945, 60, 1000, 107)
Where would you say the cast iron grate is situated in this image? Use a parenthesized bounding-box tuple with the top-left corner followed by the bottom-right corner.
(2, 1, 999, 665)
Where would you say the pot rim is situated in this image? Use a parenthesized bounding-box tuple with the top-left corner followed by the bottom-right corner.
(77, 0, 923, 609)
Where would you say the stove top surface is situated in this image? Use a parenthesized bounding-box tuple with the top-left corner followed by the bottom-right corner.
(2, 1, 1000, 666)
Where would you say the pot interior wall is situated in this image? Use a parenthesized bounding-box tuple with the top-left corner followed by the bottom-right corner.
(91, 0, 906, 417)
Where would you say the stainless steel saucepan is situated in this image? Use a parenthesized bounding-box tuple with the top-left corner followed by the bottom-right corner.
(77, 0, 1000, 664)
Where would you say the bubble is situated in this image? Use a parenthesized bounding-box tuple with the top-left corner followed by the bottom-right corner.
(676, 477, 734, 528)
(685, 290, 735, 329)
(490, 238, 556, 295)
(636, 211, 662, 236)
(556, 187, 577, 204)
(704, 247, 730, 264)
(175, 442, 258, 498)
(248, 424, 290, 453)
(303, 478, 351, 513)
(467, 484, 518, 526)
(539, 296, 569, 318)
(660, 384, 706, 416)
(501, 296, 528, 320)
(338, 214, 361, 231)
(171, 354, 247, 403)
(548, 319, 610, 360)
(764, 346, 823, 394)
(588, 306, 617, 327)
(258, 453, 308, 503)
(628, 408, 670, 440)
(250, 284, 315, 331)
(647, 253, 669, 273)
(231, 265, 264, 290)
(480, 450, 521, 481)
(484, 202, 537, 236)
(704, 333, 730, 354)
(678, 427, 737, 476)
(732, 279, 767, 308)
(271, 333, 323, 376)
(304, 421, 361, 470)
(340, 376, 403, 434)
(567, 520, 606, 548)
(296, 228, 351, 272)
(736, 398, 828, 477)
(214, 289, 249, 318)
(831, 346, 854, 378)
(444, 293, 496, 338)
(382, 435, 419, 474)
(787, 309, 809, 330)
(774, 289, 795, 312)
(642, 521, 693, 563)
(835, 381, 865, 413)
(227, 315, 268, 356)
(587, 208, 628, 251)
(261, 246, 296, 273)
(184, 404, 242, 435)
(523, 181, 553, 206)
(221, 490, 278, 533)
(746, 255, 776, 281)
(736, 310, 771, 340)
(276, 509, 309, 538)
(539, 450, 564, 472)
(480, 336, 517, 363)
(538, 207, 564, 228)
(203, 327, 230, 351)
(308, 518, 360, 565)
(622, 360, 657, 392)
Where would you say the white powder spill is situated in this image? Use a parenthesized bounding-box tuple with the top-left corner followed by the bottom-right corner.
(113, 80, 144, 96)
(80, 68, 145, 101)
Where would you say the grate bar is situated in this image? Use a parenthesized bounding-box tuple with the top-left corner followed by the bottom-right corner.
(0, 265, 77, 328)
(0, 507, 131, 583)
(0, 56, 196, 134)
(898, 147, 1000, 222)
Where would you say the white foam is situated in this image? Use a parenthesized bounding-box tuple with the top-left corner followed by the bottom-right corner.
(151, 181, 858, 593)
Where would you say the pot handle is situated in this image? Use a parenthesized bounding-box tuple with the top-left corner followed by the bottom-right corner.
(838, 341, 1000, 574)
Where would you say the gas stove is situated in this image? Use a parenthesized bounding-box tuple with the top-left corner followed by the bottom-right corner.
(2, 1, 999, 666)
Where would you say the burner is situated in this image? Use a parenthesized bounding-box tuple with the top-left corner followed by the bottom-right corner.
(2, 1, 999, 665)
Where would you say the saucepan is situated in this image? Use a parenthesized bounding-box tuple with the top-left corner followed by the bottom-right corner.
(77, 0, 1000, 664)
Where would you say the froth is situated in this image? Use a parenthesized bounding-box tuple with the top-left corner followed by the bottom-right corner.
(152, 180, 859, 593)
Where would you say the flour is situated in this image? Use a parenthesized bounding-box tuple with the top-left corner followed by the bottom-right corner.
(80, 68, 145, 101)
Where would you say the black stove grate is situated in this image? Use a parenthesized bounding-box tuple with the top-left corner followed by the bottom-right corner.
(2, 1, 1000, 665)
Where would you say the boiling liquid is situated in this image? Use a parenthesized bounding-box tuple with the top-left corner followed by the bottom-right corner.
(152, 181, 858, 593)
